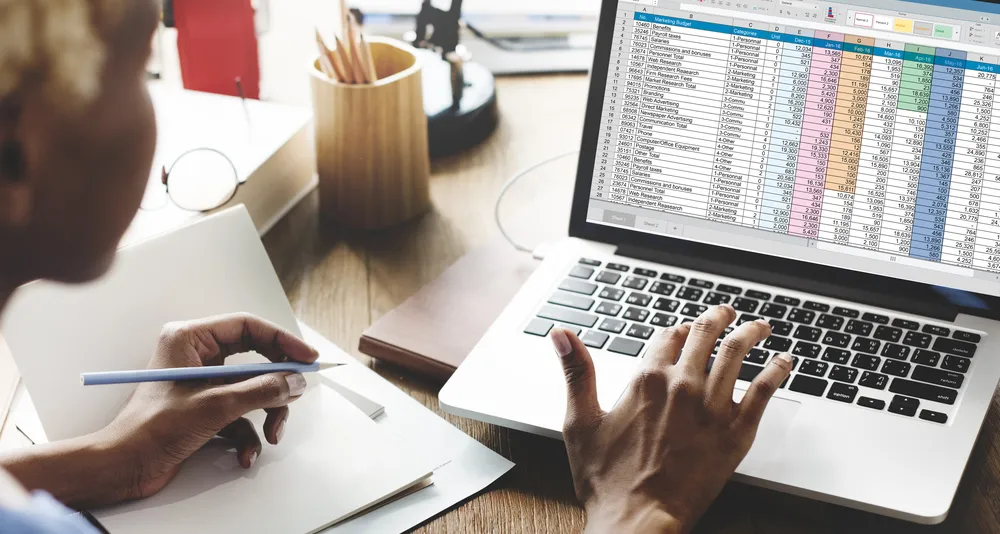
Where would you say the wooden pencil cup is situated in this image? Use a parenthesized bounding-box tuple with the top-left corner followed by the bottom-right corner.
(311, 37, 431, 229)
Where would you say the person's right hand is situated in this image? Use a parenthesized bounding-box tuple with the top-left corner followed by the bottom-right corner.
(549, 305, 794, 533)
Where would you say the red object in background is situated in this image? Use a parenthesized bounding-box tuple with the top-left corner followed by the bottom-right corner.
(173, 0, 260, 99)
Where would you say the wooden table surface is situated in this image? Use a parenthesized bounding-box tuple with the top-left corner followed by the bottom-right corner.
(262, 74, 1000, 534)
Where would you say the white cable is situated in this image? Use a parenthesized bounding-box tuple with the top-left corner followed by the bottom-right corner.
(494, 149, 580, 255)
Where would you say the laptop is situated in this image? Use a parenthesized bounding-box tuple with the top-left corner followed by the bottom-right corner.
(440, 0, 1000, 524)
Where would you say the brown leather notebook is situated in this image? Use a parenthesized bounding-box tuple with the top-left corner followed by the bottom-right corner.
(359, 239, 539, 382)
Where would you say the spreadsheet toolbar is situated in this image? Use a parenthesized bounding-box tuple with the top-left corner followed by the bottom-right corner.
(589, 6, 1000, 275)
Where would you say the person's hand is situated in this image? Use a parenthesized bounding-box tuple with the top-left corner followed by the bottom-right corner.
(550, 305, 794, 534)
(97, 313, 319, 501)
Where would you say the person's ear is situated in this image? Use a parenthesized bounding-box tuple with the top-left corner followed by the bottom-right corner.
(0, 104, 31, 229)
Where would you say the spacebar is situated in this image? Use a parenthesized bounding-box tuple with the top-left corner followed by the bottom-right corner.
(537, 305, 598, 328)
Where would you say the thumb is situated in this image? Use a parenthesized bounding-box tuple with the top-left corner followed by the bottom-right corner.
(208, 373, 308, 420)
(550, 328, 602, 432)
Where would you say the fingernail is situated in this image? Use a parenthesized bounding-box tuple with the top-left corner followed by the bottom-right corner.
(248, 450, 257, 468)
(774, 353, 793, 369)
(286, 373, 307, 397)
(550, 329, 573, 358)
(755, 319, 772, 330)
(308, 343, 320, 357)
(276, 419, 286, 443)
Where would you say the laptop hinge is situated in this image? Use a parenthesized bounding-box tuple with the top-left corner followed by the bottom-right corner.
(616, 243, 963, 322)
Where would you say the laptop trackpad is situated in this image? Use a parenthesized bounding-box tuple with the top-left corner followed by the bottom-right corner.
(736, 395, 801, 473)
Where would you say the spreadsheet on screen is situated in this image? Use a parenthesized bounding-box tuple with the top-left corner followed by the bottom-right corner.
(586, 0, 1000, 297)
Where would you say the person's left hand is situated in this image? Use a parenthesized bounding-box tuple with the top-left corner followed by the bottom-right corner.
(97, 313, 318, 501)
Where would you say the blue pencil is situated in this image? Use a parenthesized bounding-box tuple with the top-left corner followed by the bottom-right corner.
(81, 362, 344, 386)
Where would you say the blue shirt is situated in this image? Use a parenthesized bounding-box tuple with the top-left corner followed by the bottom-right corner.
(0, 492, 98, 533)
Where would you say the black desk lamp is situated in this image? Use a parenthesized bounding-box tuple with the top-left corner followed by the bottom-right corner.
(406, 0, 499, 156)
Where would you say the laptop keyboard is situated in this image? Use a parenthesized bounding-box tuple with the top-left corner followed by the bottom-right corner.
(523, 257, 985, 425)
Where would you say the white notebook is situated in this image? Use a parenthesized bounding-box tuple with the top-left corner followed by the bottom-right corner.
(1, 206, 433, 533)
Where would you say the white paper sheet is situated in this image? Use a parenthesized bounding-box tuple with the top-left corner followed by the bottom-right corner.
(96, 385, 433, 534)
(303, 324, 514, 534)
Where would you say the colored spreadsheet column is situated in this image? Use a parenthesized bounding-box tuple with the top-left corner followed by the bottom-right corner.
(819, 35, 873, 245)
(943, 54, 995, 268)
(791, 31, 843, 238)
(911, 48, 965, 261)
(760, 31, 813, 234)
(882, 44, 934, 256)
(972, 55, 1000, 273)
(742, 27, 784, 228)
(851, 39, 904, 251)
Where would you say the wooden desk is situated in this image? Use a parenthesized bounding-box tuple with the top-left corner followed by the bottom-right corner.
(266, 74, 1000, 533)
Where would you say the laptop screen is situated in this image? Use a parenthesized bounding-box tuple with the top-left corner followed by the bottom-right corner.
(584, 0, 1000, 297)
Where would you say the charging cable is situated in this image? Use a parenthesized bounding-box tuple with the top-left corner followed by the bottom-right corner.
(494, 149, 580, 257)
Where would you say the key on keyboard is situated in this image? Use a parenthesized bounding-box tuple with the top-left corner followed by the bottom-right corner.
(829, 365, 858, 383)
(649, 282, 676, 296)
(827, 382, 858, 403)
(599, 319, 626, 334)
(548, 292, 595, 311)
(832, 306, 860, 318)
(651, 313, 677, 327)
(596, 271, 621, 284)
(622, 307, 650, 322)
(608, 337, 643, 356)
(653, 298, 680, 313)
(793, 326, 822, 342)
(582, 331, 609, 349)
(538, 305, 598, 328)
(626, 293, 652, 306)
(732, 297, 759, 313)
(569, 265, 594, 279)
(559, 279, 597, 296)
(703, 292, 731, 305)
(933, 338, 977, 358)
(676, 287, 704, 301)
(822, 348, 851, 364)
(889, 380, 956, 405)
(859, 371, 888, 390)
(888, 395, 920, 416)
(942, 355, 970, 373)
(816, 314, 844, 330)
(768, 320, 793, 336)
(775, 295, 800, 306)
(845, 320, 873, 336)
(789, 375, 828, 396)
(717, 284, 742, 295)
(623, 276, 649, 290)
(760, 303, 787, 319)
(626, 324, 654, 340)
(598, 287, 625, 301)
(681, 303, 708, 318)
(911, 349, 940, 367)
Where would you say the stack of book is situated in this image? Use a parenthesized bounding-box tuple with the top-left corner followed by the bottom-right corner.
(124, 84, 316, 246)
